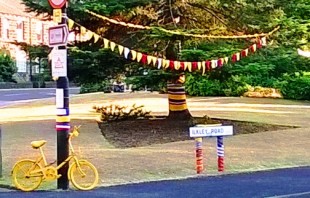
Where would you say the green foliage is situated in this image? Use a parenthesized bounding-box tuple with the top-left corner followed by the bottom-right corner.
(185, 74, 224, 96)
(80, 81, 111, 94)
(274, 73, 310, 100)
(68, 48, 128, 84)
(93, 104, 151, 122)
(0, 53, 17, 82)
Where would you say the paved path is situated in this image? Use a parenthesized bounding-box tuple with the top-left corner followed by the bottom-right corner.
(1, 167, 309, 198)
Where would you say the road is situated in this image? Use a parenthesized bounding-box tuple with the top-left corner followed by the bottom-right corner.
(0, 88, 80, 107)
(1, 167, 309, 198)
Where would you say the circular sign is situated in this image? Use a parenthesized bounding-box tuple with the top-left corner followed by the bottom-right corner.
(48, 0, 67, 9)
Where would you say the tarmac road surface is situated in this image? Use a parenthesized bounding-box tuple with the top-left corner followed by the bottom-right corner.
(1, 166, 309, 198)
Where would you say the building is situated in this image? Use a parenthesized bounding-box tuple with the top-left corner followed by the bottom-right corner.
(0, 0, 54, 81)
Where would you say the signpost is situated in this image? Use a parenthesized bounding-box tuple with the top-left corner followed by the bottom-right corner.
(189, 125, 233, 174)
(48, 0, 69, 190)
(48, 24, 69, 47)
(48, 0, 66, 9)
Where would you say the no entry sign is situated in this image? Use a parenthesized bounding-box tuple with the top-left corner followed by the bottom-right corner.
(48, 0, 66, 9)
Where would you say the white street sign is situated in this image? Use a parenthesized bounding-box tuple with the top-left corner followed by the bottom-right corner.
(189, 125, 233, 138)
(48, 24, 69, 47)
(52, 49, 67, 77)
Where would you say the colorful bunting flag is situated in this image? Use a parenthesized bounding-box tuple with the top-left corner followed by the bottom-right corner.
(118, 45, 124, 55)
(110, 42, 116, 51)
(136, 52, 143, 62)
(131, 50, 137, 60)
(124, 47, 130, 59)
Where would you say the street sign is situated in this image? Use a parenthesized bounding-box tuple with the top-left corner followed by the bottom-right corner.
(48, 0, 66, 9)
(189, 125, 233, 138)
(53, 9, 62, 23)
(48, 24, 69, 47)
(52, 49, 67, 77)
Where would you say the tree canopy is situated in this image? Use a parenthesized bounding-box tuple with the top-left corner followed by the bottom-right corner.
(21, 0, 310, 98)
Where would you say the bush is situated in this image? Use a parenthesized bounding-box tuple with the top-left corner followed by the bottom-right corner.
(80, 81, 111, 93)
(0, 53, 17, 82)
(274, 74, 310, 100)
(185, 74, 224, 96)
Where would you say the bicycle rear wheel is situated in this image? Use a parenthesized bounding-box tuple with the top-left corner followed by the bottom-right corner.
(69, 160, 99, 190)
(12, 159, 43, 191)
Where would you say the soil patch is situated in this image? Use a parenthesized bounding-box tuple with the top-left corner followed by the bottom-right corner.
(98, 117, 296, 148)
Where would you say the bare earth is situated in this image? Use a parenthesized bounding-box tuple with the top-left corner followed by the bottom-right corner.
(0, 92, 309, 189)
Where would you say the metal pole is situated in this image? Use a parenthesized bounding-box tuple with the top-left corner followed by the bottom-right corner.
(56, 2, 70, 190)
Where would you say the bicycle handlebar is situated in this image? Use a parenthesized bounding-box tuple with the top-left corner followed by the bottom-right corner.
(69, 125, 81, 138)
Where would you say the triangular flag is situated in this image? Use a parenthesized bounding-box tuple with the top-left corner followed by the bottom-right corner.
(169, 61, 174, 70)
(124, 47, 130, 59)
(157, 58, 163, 69)
(86, 31, 94, 40)
(110, 42, 116, 51)
(188, 62, 197, 72)
(118, 45, 124, 55)
(141, 54, 147, 64)
(152, 56, 157, 66)
(261, 37, 267, 46)
(224, 57, 229, 64)
(202, 61, 206, 74)
(197, 62, 202, 70)
(68, 19, 74, 30)
(163, 59, 170, 69)
(174, 61, 180, 70)
(103, 39, 109, 48)
(131, 50, 137, 60)
(236, 53, 240, 61)
(244, 49, 249, 56)
(147, 56, 153, 65)
(80, 27, 86, 35)
(252, 44, 257, 52)
(211, 60, 217, 68)
(185, 62, 191, 71)
(93, 34, 100, 43)
(136, 52, 143, 62)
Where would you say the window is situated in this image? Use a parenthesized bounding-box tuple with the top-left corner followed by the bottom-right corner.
(2, 17, 9, 40)
(16, 19, 24, 42)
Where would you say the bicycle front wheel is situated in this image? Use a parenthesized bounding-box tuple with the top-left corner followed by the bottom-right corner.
(69, 160, 99, 190)
(12, 159, 43, 191)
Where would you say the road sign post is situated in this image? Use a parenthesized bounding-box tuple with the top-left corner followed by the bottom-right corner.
(189, 125, 233, 174)
(48, 0, 70, 190)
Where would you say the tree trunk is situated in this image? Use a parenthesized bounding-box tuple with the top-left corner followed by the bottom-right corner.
(167, 74, 192, 120)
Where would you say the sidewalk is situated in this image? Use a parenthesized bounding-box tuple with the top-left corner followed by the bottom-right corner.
(0, 92, 309, 190)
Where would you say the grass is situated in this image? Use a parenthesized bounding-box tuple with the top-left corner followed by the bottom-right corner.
(1, 92, 310, 191)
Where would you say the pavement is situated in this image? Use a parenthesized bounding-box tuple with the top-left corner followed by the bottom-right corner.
(0, 92, 309, 193)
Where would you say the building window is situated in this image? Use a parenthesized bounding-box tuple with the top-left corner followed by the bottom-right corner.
(16, 19, 24, 42)
(36, 21, 43, 43)
(2, 17, 9, 40)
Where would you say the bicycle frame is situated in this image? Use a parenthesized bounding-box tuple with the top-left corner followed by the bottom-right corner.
(28, 134, 81, 177)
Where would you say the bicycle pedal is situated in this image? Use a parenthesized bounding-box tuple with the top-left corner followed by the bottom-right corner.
(56, 174, 62, 179)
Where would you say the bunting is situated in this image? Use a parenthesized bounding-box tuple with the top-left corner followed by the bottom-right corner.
(67, 18, 270, 74)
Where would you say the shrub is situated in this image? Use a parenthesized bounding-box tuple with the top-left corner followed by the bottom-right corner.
(93, 104, 151, 122)
(80, 81, 111, 93)
(274, 74, 310, 100)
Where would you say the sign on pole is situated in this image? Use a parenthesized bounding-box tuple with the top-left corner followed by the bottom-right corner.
(48, 24, 69, 47)
(53, 9, 62, 23)
(189, 125, 233, 138)
(48, 0, 66, 9)
(52, 49, 67, 77)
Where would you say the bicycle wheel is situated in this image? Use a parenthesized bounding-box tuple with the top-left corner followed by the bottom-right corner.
(69, 160, 99, 190)
(12, 159, 43, 191)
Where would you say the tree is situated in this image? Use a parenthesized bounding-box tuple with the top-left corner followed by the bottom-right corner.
(0, 52, 17, 82)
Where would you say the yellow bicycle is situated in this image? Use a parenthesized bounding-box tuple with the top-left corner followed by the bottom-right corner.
(11, 125, 99, 191)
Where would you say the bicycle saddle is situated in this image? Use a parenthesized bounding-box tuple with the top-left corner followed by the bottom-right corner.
(31, 140, 47, 149)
